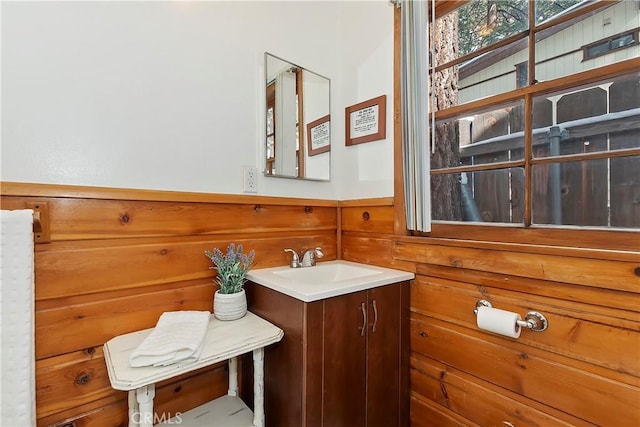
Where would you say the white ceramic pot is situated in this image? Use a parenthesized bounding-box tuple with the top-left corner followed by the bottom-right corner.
(213, 289, 247, 321)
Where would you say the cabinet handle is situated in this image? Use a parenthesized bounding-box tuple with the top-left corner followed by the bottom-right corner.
(360, 302, 367, 336)
(371, 300, 378, 333)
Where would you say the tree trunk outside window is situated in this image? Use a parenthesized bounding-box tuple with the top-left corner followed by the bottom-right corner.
(431, 12, 463, 221)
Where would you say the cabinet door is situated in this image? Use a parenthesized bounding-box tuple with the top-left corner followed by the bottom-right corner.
(323, 290, 368, 427)
(367, 284, 401, 427)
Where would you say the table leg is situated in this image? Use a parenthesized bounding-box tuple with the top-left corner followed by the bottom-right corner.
(252, 348, 265, 427)
(135, 384, 156, 427)
(228, 356, 238, 397)
(128, 390, 138, 427)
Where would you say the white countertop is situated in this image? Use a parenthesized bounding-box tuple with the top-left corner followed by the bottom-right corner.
(246, 260, 415, 302)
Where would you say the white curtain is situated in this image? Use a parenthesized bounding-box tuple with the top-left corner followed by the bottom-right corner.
(275, 70, 298, 177)
(401, 0, 431, 232)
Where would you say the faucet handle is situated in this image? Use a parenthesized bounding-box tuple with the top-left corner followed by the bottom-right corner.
(301, 247, 324, 267)
(284, 248, 301, 268)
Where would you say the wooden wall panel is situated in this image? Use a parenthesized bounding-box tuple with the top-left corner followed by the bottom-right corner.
(36, 348, 116, 419)
(6, 184, 639, 425)
(410, 355, 587, 427)
(395, 241, 640, 292)
(37, 396, 128, 427)
(341, 206, 395, 234)
(421, 223, 640, 252)
(37, 198, 336, 241)
(410, 394, 474, 427)
(404, 237, 640, 426)
(342, 234, 414, 271)
(35, 232, 336, 300)
(411, 276, 640, 380)
(341, 198, 640, 426)
(416, 263, 640, 317)
(411, 314, 639, 426)
(1, 183, 338, 425)
(36, 365, 228, 427)
(35, 282, 214, 359)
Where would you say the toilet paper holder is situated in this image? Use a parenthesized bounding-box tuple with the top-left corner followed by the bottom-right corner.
(473, 300, 548, 332)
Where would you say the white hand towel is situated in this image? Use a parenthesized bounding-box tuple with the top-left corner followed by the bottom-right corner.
(129, 311, 211, 367)
(1, 209, 36, 427)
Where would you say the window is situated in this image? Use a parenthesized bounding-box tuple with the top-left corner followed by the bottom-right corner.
(583, 29, 639, 61)
(429, 0, 639, 230)
(515, 61, 527, 88)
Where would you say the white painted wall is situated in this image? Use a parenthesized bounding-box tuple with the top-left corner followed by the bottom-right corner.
(1, 1, 396, 200)
(335, 1, 396, 200)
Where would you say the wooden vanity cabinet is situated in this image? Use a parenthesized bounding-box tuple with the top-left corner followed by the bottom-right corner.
(245, 281, 408, 427)
(323, 284, 403, 426)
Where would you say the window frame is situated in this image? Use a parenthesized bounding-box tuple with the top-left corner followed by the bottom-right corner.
(392, 1, 640, 251)
(582, 28, 640, 61)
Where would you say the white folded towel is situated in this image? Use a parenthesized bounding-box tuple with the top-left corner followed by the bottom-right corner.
(129, 311, 211, 367)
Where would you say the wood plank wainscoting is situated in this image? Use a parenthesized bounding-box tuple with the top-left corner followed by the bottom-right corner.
(341, 199, 640, 426)
(1, 182, 638, 426)
(1, 182, 338, 426)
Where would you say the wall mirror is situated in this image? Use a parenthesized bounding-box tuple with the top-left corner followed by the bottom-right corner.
(265, 52, 330, 181)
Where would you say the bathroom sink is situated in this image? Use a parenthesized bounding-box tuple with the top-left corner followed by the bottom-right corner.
(272, 262, 382, 284)
(246, 260, 414, 302)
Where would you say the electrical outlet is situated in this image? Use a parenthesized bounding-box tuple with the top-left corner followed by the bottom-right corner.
(243, 166, 258, 193)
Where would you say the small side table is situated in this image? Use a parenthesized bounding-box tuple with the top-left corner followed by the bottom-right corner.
(103, 311, 284, 427)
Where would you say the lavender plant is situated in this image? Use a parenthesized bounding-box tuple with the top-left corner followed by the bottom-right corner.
(205, 243, 255, 294)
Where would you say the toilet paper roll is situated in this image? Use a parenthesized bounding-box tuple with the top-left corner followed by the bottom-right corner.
(476, 306, 522, 338)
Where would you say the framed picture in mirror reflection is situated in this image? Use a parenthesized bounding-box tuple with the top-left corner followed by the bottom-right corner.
(307, 115, 331, 156)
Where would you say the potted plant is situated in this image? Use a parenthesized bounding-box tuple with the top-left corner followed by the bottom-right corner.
(205, 243, 255, 321)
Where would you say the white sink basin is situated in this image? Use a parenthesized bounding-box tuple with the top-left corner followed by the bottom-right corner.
(272, 262, 383, 284)
(246, 260, 414, 302)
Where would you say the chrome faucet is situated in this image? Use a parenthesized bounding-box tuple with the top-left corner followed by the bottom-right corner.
(284, 247, 324, 268)
(284, 248, 301, 268)
(301, 247, 324, 267)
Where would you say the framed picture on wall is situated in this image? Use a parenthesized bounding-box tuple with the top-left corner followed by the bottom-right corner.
(345, 95, 386, 146)
(307, 115, 331, 156)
